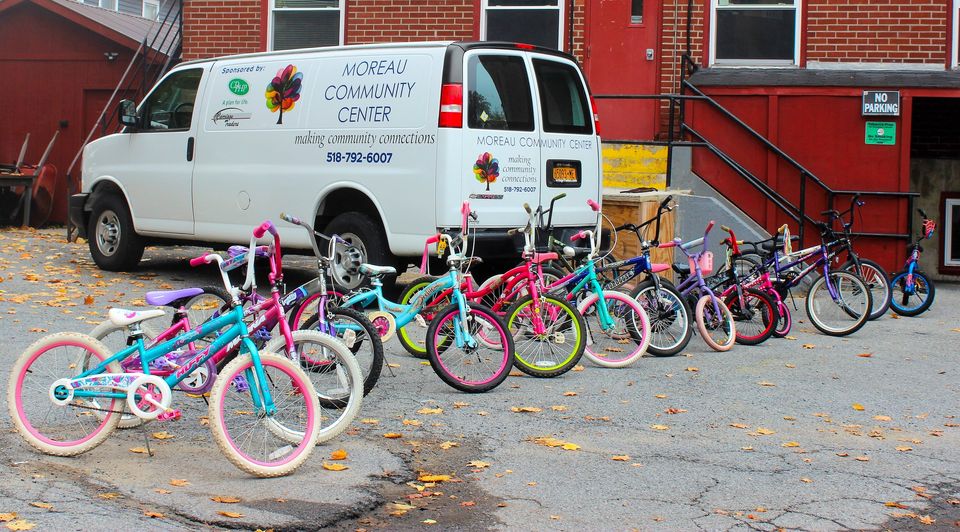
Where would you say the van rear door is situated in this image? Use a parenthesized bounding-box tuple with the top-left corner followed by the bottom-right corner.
(530, 55, 599, 227)
(461, 50, 540, 228)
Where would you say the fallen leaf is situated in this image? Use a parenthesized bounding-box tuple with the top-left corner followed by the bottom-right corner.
(611, 455, 631, 461)
(572, 365, 585, 372)
(154, 488, 171, 494)
(323, 462, 349, 471)
(665, 408, 687, 414)
(4, 521, 35, 531)
(143, 511, 164, 519)
(685, 367, 699, 372)
(98, 493, 122, 500)
(217, 511, 244, 519)
(402, 419, 422, 426)
(532, 437, 580, 451)
(418, 474, 452, 482)
(855, 456, 871, 462)
(330, 448, 348, 460)
(27, 503, 51, 510)
(422, 519, 437, 525)
(785, 363, 796, 368)
(439, 441, 459, 450)
(460, 501, 476, 507)
(510, 406, 542, 413)
(802, 343, 815, 349)
(783, 416, 796, 421)
(417, 407, 443, 415)
(654, 394, 667, 399)
(754, 428, 775, 435)
(550, 405, 567, 412)
(852, 403, 865, 411)
(836, 452, 850, 457)
(211, 496, 241, 503)
(785, 335, 797, 340)
(650, 424, 669, 431)
(873, 415, 892, 422)
(383, 433, 402, 439)
(741, 446, 754, 451)
(169, 479, 190, 487)
(467, 460, 490, 469)
(0, 515, 15, 523)
(758, 381, 776, 387)
(387, 363, 400, 368)
(83, 295, 95, 305)
(896, 446, 913, 452)
(152, 431, 174, 440)
(729, 423, 749, 429)
(917, 515, 935, 525)
(800, 477, 813, 483)
(128, 447, 150, 454)
(885, 502, 908, 508)
(782, 441, 800, 448)
(360, 418, 380, 424)
(453, 401, 470, 408)
(28, 328, 46, 333)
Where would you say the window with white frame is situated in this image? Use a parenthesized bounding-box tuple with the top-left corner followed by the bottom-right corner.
(98, 0, 117, 10)
(142, 0, 160, 21)
(270, 0, 343, 51)
(945, 198, 960, 267)
(711, 0, 800, 65)
(482, 0, 564, 51)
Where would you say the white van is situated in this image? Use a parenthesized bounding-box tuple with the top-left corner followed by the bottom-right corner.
(70, 41, 602, 288)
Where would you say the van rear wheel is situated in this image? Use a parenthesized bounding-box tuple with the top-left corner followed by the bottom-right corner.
(87, 194, 144, 271)
(324, 212, 397, 291)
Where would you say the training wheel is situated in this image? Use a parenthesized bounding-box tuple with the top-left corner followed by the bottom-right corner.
(126, 375, 173, 420)
(367, 311, 397, 342)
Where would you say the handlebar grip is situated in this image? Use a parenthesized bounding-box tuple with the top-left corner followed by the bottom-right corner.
(253, 220, 277, 239)
(587, 199, 600, 212)
(523, 203, 532, 214)
(658, 240, 677, 248)
(190, 254, 211, 267)
(778, 224, 788, 234)
(554, 192, 567, 201)
(279, 212, 301, 225)
(660, 195, 673, 208)
(507, 228, 519, 236)
(570, 230, 587, 242)
(720, 225, 731, 232)
(469, 211, 478, 221)
(705, 220, 715, 233)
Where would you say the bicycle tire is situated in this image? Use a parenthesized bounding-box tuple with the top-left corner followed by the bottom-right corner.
(300, 308, 384, 397)
(805, 271, 872, 336)
(287, 283, 347, 330)
(579, 290, 651, 367)
(772, 297, 793, 338)
(724, 288, 776, 345)
(504, 293, 586, 377)
(841, 259, 892, 320)
(629, 278, 692, 357)
(695, 295, 736, 352)
(208, 352, 322, 478)
(8, 332, 122, 456)
(427, 302, 514, 393)
(396, 275, 448, 359)
(889, 270, 935, 317)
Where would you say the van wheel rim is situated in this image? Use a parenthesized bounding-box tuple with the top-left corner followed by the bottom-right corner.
(95, 210, 121, 257)
(332, 232, 365, 289)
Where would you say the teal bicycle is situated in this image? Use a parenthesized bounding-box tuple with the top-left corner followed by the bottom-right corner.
(340, 202, 516, 392)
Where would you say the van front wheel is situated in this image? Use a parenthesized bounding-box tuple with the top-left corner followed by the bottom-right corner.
(87, 194, 144, 271)
(324, 212, 396, 291)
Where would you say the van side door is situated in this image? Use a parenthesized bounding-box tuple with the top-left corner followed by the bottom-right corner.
(121, 67, 206, 234)
(531, 56, 600, 228)
(461, 51, 540, 228)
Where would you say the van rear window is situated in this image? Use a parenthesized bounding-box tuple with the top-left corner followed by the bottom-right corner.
(467, 55, 534, 132)
(533, 59, 592, 135)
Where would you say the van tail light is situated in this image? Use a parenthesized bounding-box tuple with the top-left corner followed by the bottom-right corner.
(439, 83, 463, 128)
(590, 96, 601, 135)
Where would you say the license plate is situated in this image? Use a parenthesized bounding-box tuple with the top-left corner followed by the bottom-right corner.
(552, 166, 577, 182)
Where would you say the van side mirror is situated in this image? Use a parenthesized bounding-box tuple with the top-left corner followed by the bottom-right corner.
(118, 100, 139, 129)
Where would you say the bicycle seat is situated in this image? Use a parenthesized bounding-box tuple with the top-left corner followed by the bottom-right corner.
(673, 263, 691, 276)
(531, 252, 558, 264)
(108, 308, 166, 327)
(650, 263, 671, 274)
(145, 287, 205, 307)
(359, 264, 397, 278)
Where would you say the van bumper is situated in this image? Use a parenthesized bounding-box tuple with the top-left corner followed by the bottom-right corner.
(69, 193, 90, 238)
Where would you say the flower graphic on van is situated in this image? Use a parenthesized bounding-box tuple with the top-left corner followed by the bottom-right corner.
(473, 152, 499, 191)
(265, 64, 303, 125)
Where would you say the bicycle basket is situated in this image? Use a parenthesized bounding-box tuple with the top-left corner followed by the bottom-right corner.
(690, 251, 714, 276)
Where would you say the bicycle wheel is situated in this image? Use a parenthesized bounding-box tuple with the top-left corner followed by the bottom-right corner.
(8, 332, 122, 456)
(209, 352, 322, 478)
(889, 270, 935, 317)
(630, 279, 692, 357)
(396, 276, 449, 359)
(87, 320, 161, 429)
(427, 302, 514, 393)
(773, 297, 793, 338)
(300, 308, 383, 397)
(695, 295, 736, 352)
(842, 259, 892, 320)
(724, 288, 776, 346)
(504, 293, 586, 377)
(263, 330, 364, 434)
(288, 284, 346, 330)
(805, 271, 872, 336)
(579, 290, 651, 367)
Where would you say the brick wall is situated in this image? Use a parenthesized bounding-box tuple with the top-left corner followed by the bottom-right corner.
(182, 0, 261, 61)
(346, 0, 475, 44)
(806, 0, 950, 64)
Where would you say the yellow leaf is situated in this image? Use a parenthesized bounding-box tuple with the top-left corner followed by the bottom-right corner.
(785, 363, 796, 368)
(98, 493, 122, 500)
(467, 460, 490, 469)
(322, 462, 349, 471)
(561, 443, 580, 450)
(873, 415, 892, 422)
(152, 431, 174, 440)
(129, 447, 149, 454)
(217, 511, 244, 519)
(420, 361, 430, 366)
(758, 381, 776, 387)
(439, 441, 459, 450)
(685, 367, 699, 372)
(169, 479, 190, 487)
(550, 405, 567, 411)
(417, 407, 443, 415)
(387, 363, 400, 368)
(0, 515, 15, 523)
(360, 418, 380, 424)
(785, 335, 797, 340)
(800, 477, 813, 483)
(782, 441, 800, 448)
(730, 423, 749, 429)
(402, 419, 422, 426)
(563, 391, 578, 397)
(885, 501, 908, 508)
(330, 448, 348, 460)
(855, 456, 871, 462)
(4, 520, 35, 531)
(801, 344, 815, 349)
(83, 295, 94, 305)
(211, 496, 241, 503)
(532, 436, 580, 451)
(453, 401, 470, 408)
(27, 503, 51, 510)
(572, 365, 585, 372)
(511, 406, 542, 413)
(154, 489, 172, 494)
(852, 403, 865, 411)
(783, 416, 796, 421)
(611, 455, 630, 461)
(754, 428, 775, 435)
(143, 511, 164, 519)
(418, 474, 452, 482)
(650, 424, 669, 431)
(654, 394, 667, 399)
(896, 446, 913, 452)
(741, 446, 754, 451)
(383, 432, 403, 439)
(422, 519, 438, 525)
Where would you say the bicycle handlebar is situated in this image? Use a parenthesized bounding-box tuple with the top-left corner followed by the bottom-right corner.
(587, 198, 600, 212)
(253, 220, 277, 239)
(189, 254, 213, 267)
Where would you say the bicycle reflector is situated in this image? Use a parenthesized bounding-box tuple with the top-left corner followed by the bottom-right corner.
(923, 219, 936, 239)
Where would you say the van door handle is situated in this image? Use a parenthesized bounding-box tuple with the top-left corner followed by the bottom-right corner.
(186, 137, 195, 162)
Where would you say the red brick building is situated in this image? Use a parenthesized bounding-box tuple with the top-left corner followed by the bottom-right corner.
(177, 0, 959, 275)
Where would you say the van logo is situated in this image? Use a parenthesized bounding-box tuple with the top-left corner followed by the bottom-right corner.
(212, 107, 252, 125)
(266, 64, 303, 125)
(229, 78, 249, 95)
(473, 152, 499, 192)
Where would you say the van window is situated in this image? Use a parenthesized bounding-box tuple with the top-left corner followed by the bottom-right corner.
(467, 55, 534, 131)
(532, 59, 592, 135)
(140, 68, 203, 131)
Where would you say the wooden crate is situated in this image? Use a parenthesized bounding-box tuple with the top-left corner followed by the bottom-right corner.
(601, 191, 676, 285)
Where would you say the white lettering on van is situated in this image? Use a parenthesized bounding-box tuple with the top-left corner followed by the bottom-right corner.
(342, 59, 408, 77)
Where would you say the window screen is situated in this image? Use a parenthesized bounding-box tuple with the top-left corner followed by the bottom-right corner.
(467, 55, 534, 131)
(533, 59, 591, 134)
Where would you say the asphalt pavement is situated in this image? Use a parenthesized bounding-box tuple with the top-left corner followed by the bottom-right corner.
(0, 227, 957, 531)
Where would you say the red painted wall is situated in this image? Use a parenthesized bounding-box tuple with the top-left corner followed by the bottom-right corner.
(0, 4, 138, 223)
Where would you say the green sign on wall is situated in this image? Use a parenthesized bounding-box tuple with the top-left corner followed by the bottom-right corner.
(865, 121, 896, 145)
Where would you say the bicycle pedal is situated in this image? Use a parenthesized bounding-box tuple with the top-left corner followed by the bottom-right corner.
(157, 409, 182, 422)
(231, 376, 250, 393)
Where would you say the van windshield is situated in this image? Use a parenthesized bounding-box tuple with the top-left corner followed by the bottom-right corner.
(533, 59, 592, 135)
(467, 55, 534, 131)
